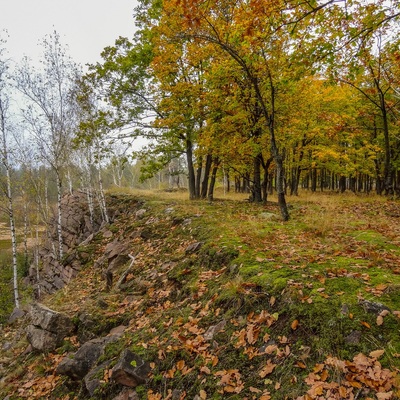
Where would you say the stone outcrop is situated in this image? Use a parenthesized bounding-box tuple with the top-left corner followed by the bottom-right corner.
(25, 191, 141, 295)
(27, 303, 74, 352)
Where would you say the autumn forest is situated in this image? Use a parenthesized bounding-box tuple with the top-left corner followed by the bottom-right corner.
(1, 0, 400, 398)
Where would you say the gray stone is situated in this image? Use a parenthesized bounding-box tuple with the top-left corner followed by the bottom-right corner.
(345, 330, 361, 345)
(30, 303, 74, 336)
(56, 336, 119, 380)
(84, 361, 112, 396)
(204, 320, 226, 341)
(359, 300, 391, 315)
(27, 325, 58, 351)
(112, 387, 139, 400)
(111, 349, 150, 387)
(135, 209, 146, 219)
(8, 307, 26, 324)
(185, 242, 203, 254)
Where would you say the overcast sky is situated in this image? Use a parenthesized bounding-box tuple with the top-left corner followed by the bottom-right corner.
(0, 0, 138, 68)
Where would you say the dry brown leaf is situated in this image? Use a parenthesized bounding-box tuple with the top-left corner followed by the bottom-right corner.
(376, 392, 393, 400)
(380, 310, 390, 317)
(369, 349, 385, 359)
(176, 360, 185, 370)
(249, 386, 261, 393)
(291, 319, 299, 330)
(269, 296, 276, 306)
(200, 366, 211, 374)
(199, 389, 207, 400)
(376, 315, 384, 326)
(296, 361, 307, 369)
(259, 360, 276, 378)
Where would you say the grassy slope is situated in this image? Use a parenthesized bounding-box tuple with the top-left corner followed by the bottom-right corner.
(1, 190, 400, 399)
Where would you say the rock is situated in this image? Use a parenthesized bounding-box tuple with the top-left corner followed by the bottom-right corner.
(30, 303, 74, 336)
(112, 387, 139, 400)
(204, 320, 226, 341)
(2, 342, 12, 351)
(135, 209, 146, 219)
(79, 233, 94, 246)
(8, 307, 26, 324)
(27, 325, 58, 352)
(345, 330, 361, 345)
(172, 389, 183, 399)
(84, 361, 112, 396)
(111, 349, 150, 387)
(103, 230, 113, 239)
(56, 335, 119, 380)
(340, 304, 349, 315)
(185, 242, 203, 254)
(359, 300, 391, 315)
(109, 325, 127, 336)
(105, 240, 130, 260)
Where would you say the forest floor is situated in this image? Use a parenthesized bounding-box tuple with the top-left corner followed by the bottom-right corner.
(1, 189, 400, 399)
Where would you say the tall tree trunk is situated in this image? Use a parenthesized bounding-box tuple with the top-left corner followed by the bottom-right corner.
(56, 171, 64, 260)
(252, 153, 263, 202)
(195, 156, 202, 199)
(207, 158, 220, 202)
(7, 172, 19, 309)
(97, 162, 109, 224)
(201, 154, 213, 198)
(380, 92, 393, 195)
(186, 138, 196, 200)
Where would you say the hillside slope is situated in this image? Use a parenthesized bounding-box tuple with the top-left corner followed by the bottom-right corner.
(1, 191, 400, 399)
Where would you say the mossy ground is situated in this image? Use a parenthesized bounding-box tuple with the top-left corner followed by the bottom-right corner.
(1, 189, 400, 399)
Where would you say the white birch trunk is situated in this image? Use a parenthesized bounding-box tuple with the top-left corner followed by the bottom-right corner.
(97, 163, 109, 224)
(6, 167, 20, 309)
(56, 172, 64, 260)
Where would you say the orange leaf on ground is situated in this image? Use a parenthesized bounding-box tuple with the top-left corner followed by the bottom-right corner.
(259, 360, 276, 378)
(291, 319, 299, 330)
(369, 349, 385, 358)
(360, 321, 371, 328)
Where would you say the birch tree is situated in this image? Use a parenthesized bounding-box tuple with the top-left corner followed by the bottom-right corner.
(15, 31, 79, 260)
(0, 43, 20, 308)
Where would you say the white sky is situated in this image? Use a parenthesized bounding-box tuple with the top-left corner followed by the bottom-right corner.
(0, 0, 138, 68)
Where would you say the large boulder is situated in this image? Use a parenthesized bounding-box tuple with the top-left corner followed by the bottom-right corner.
(56, 335, 120, 380)
(111, 349, 151, 387)
(27, 303, 74, 352)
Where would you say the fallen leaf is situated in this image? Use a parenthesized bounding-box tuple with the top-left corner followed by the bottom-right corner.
(199, 389, 207, 399)
(360, 321, 371, 329)
(259, 360, 276, 378)
(369, 349, 385, 358)
(200, 366, 211, 374)
(269, 296, 276, 306)
(296, 361, 307, 369)
(176, 360, 185, 370)
(376, 315, 384, 326)
(376, 392, 393, 400)
(291, 319, 299, 330)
